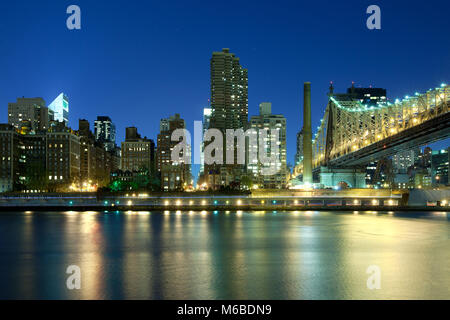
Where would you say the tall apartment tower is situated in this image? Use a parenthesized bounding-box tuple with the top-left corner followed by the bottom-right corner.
(205, 49, 248, 189)
(209, 48, 248, 130)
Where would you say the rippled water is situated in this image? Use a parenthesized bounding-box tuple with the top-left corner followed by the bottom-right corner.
(0, 210, 448, 299)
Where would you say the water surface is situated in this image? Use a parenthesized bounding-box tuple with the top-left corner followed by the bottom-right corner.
(0, 210, 448, 299)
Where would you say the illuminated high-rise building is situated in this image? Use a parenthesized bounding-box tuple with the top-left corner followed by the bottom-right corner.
(48, 93, 69, 124)
(206, 48, 248, 189)
(94, 116, 116, 152)
(393, 149, 419, 173)
(431, 148, 449, 185)
(209, 48, 248, 130)
(248, 103, 287, 189)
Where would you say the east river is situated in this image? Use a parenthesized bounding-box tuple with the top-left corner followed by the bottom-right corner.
(0, 210, 448, 299)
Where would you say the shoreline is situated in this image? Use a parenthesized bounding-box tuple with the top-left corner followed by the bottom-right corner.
(0, 205, 448, 212)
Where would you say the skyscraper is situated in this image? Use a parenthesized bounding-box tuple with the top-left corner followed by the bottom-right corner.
(48, 93, 69, 124)
(206, 48, 248, 189)
(209, 48, 248, 130)
(94, 116, 116, 151)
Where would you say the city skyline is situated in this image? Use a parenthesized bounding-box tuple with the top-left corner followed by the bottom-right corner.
(1, 0, 449, 181)
(0, 0, 449, 304)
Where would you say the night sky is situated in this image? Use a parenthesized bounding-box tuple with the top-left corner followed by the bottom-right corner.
(1, 0, 449, 180)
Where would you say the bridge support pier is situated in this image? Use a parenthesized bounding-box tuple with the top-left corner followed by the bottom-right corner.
(320, 167, 366, 188)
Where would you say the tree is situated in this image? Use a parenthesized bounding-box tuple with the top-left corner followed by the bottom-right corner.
(240, 175, 253, 190)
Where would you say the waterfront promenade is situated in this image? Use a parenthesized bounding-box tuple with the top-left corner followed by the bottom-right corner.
(0, 189, 449, 212)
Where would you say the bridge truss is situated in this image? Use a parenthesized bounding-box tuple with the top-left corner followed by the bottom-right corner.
(312, 84, 450, 168)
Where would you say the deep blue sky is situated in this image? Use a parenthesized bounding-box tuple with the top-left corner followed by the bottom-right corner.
(1, 0, 449, 179)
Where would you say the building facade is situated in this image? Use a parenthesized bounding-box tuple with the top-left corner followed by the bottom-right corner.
(8, 97, 50, 132)
(78, 119, 119, 189)
(0, 124, 21, 192)
(393, 149, 419, 173)
(156, 114, 191, 191)
(431, 148, 449, 185)
(209, 48, 248, 130)
(46, 124, 80, 188)
(199, 108, 211, 176)
(121, 127, 155, 173)
(205, 48, 248, 189)
(94, 116, 116, 152)
(248, 102, 287, 189)
(48, 93, 69, 124)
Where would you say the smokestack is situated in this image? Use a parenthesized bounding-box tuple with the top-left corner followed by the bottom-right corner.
(302, 82, 313, 184)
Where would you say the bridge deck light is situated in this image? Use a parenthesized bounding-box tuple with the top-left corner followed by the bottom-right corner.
(127, 200, 132, 206)
(237, 200, 242, 205)
(372, 199, 379, 206)
(176, 200, 181, 206)
(189, 200, 194, 205)
(202, 200, 206, 205)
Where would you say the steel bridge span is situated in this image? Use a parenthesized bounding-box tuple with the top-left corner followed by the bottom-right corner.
(293, 83, 449, 185)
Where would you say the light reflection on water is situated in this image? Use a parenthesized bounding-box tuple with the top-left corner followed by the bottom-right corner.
(0, 210, 448, 299)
